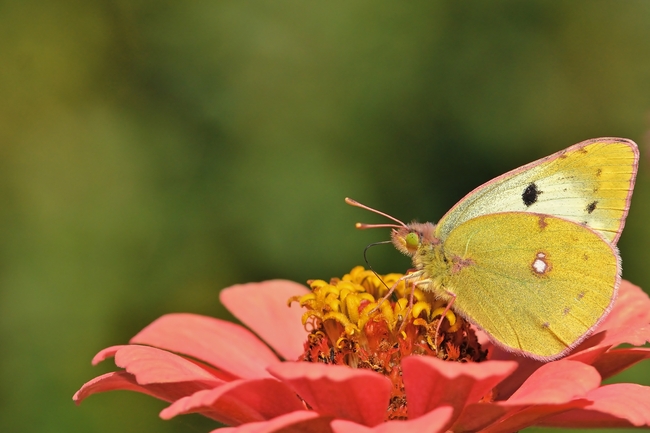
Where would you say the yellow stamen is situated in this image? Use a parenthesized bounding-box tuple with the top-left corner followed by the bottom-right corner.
(295, 267, 487, 420)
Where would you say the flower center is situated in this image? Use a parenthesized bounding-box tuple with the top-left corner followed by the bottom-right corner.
(290, 266, 487, 420)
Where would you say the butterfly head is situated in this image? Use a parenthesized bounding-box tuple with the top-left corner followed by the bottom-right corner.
(390, 222, 438, 256)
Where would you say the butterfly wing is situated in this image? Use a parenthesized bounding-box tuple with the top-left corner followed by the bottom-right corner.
(435, 212, 619, 361)
(435, 138, 638, 245)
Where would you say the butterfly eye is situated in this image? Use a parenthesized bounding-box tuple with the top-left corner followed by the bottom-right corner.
(405, 232, 420, 249)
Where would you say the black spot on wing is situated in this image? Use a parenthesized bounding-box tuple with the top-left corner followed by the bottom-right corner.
(586, 201, 598, 214)
(522, 183, 541, 207)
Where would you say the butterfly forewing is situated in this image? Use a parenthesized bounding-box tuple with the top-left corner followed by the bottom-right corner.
(436, 138, 638, 245)
(437, 212, 619, 360)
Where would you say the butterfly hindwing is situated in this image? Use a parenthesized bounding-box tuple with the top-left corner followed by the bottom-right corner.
(436, 212, 619, 360)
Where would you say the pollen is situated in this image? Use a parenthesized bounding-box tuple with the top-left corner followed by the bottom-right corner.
(289, 266, 487, 420)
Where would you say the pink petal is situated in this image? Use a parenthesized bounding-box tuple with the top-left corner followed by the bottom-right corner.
(160, 378, 305, 425)
(585, 325, 650, 352)
(220, 280, 310, 361)
(564, 344, 610, 365)
(540, 383, 650, 428)
(448, 402, 511, 433)
(73, 371, 212, 406)
(487, 354, 544, 401)
(131, 313, 280, 379)
(591, 347, 650, 380)
(74, 372, 158, 404)
(401, 356, 517, 425)
(504, 360, 601, 405)
(607, 324, 650, 347)
(113, 345, 224, 386)
(596, 280, 650, 332)
(91, 345, 124, 365)
(474, 399, 590, 433)
(210, 411, 334, 433)
(268, 362, 391, 427)
(565, 325, 650, 370)
(452, 360, 600, 433)
(331, 406, 454, 433)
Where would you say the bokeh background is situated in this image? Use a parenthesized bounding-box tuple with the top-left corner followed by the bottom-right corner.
(2, 2, 650, 432)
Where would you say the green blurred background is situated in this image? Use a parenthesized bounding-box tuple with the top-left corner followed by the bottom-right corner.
(2, 1, 650, 432)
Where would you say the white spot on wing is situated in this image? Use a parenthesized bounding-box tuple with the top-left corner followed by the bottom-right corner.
(532, 252, 548, 274)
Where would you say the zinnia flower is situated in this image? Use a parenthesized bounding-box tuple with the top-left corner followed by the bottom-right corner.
(74, 267, 650, 432)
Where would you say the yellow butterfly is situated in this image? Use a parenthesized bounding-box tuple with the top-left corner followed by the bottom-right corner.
(347, 137, 639, 361)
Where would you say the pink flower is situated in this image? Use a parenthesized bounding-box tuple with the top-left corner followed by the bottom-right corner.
(74, 268, 650, 432)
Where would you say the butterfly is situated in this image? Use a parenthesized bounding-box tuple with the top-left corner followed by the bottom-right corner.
(347, 137, 639, 361)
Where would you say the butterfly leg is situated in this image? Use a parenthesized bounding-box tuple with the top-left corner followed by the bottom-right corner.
(433, 291, 457, 352)
(410, 277, 458, 352)
(372, 271, 424, 314)
(394, 278, 418, 333)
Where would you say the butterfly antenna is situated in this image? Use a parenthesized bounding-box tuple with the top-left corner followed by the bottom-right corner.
(346, 198, 404, 294)
(345, 197, 408, 230)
